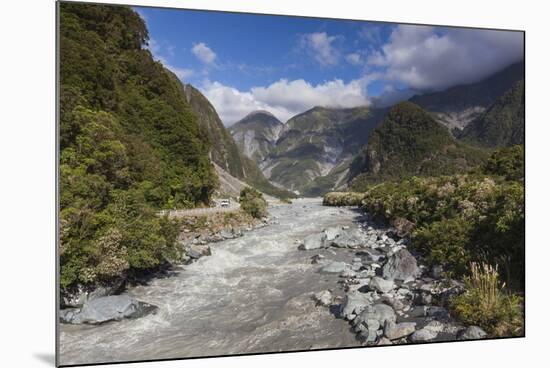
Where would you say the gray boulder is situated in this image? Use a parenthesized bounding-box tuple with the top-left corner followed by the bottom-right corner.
(186, 244, 211, 259)
(458, 326, 488, 340)
(382, 249, 421, 282)
(298, 232, 327, 250)
(369, 277, 395, 293)
(384, 321, 417, 340)
(66, 295, 157, 324)
(354, 303, 396, 327)
(410, 328, 438, 342)
(320, 261, 348, 274)
(340, 293, 373, 320)
(331, 229, 366, 249)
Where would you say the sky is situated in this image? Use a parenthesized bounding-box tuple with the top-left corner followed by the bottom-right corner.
(134, 6, 524, 126)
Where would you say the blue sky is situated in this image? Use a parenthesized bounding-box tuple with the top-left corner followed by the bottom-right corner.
(134, 6, 523, 125)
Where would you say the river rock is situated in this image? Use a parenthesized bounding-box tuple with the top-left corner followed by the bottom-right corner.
(219, 229, 234, 239)
(331, 229, 366, 249)
(186, 244, 211, 259)
(382, 249, 421, 282)
(321, 261, 348, 274)
(384, 321, 416, 340)
(354, 303, 396, 327)
(65, 295, 158, 324)
(458, 326, 487, 340)
(410, 327, 438, 342)
(323, 226, 342, 241)
(299, 232, 327, 250)
(340, 292, 373, 320)
(313, 290, 333, 307)
(369, 277, 395, 293)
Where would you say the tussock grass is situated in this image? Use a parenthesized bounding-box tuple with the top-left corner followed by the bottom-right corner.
(451, 262, 523, 337)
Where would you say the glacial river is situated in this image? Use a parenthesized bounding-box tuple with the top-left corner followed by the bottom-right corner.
(59, 198, 363, 366)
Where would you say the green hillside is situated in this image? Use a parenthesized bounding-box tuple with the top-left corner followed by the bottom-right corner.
(59, 3, 218, 289)
(349, 102, 488, 190)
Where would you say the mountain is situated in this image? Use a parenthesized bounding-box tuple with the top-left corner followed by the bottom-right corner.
(181, 84, 295, 200)
(459, 79, 525, 148)
(259, 106, 387, 196)
(409, 62, 524, 131)
(229, 110, 285, 164)
(348, 102, 488, 190)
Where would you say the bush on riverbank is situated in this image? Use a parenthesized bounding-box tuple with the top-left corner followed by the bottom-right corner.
(451, 263, 523, 337)
(239, 187, 268, 218)
(359, 146, 524, 283)
(323, 192, 365, 206)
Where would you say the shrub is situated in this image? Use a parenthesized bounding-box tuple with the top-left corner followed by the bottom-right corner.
(323, 192, 365, 206)
(239, 187, 268, 219)
(483, 145, 524, 181)
(451, 263, 524, 337)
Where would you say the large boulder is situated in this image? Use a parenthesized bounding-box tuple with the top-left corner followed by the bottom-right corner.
(298, 232, 327, 250)
(382, 249, 421, 282)
(62, 295, 158, 324)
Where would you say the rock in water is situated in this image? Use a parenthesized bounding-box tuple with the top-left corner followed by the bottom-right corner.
(369, 277, 395, 293)
(323, 226, 342, 241)
(313, 290, 333, 307)
(382, 249, 421, 282)
(298, 232, 327, 250)
(384, 321, 417, 340)
(186, 244, 212, 259)
(458, 326, 488, 340)
(64, 295, 158, 324)
(320, 261, 348, 274)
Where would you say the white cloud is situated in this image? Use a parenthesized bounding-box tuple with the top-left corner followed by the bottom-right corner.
(368, 25, 524, 91)
(200, 77, 370, 125)
(192, 42, 217, 65)
(346, 53, 362, 65)
(301, 32, 339, 67)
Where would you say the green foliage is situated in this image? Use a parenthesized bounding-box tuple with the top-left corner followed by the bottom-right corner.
(482, 145, 524, 181)
(451, 263, 524, 337)
(349, 102, 489, 190)
(360, 172, 524, 282)
(59, 3, 217, 289)
(323, 192, 365, 206)
(239, 187, 268, 219)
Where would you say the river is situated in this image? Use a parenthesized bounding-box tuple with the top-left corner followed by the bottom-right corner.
(59, 198, 364, 366)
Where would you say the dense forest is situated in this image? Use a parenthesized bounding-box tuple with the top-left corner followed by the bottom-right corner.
(59, 4, 219, 289)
